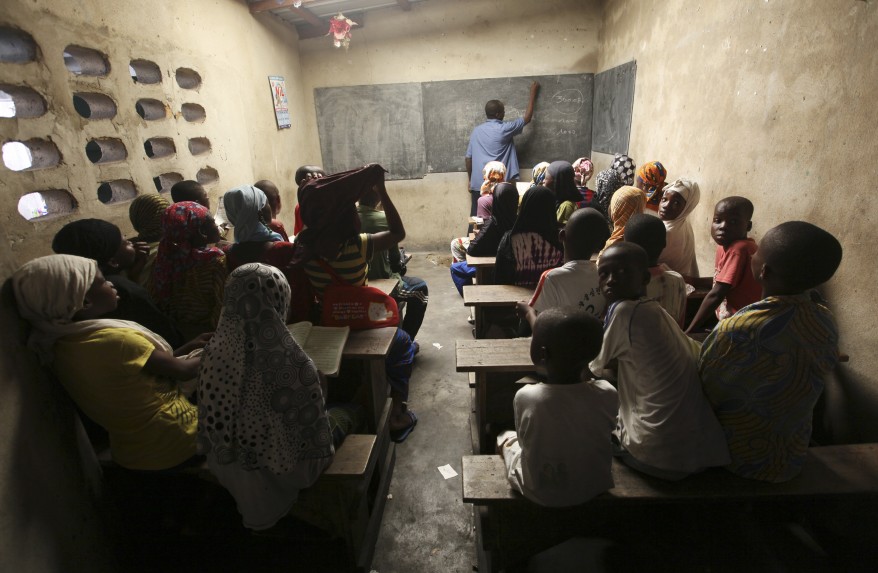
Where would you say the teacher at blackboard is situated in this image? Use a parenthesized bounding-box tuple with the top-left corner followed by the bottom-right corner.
(465, 81, 540, 220)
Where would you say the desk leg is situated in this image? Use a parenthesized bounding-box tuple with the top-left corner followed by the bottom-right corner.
(477, 372, 489, 454)
(367, 358, 388, 433)
(474, 306, 485, 339)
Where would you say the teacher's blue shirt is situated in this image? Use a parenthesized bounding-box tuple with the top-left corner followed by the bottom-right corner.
(466, 117, 526, 190)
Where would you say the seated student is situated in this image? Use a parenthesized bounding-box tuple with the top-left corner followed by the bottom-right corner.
(52, 219, 184, 348)
(526, 207, 611, 319)
(497, 308, 618, 507)
(589, 243, 729, 480)
(293, 164, 326, 236)
(572, 156, 595, 206)
(254, 179, 290, 241)
(592, 166, 624, 222)
(598, 185, 646, 260)
(13, 254, 209, 470)
(611, 153, 637, 186)
(357, 188, 429, 341)
(295, 164, 418, 441)
(198, 263, 361, 530)
(149, 201, 228, 341)
(477, 160, 507, 219)
(129, 193, 171, 288)
(657, 178, 701, 277)
(699, 222, 843, 483)
(634, 161, 668, 213)
(685, 196, 762, 334)
(529, 161, 550, 188)
(170, 179, 210, 209)
(449, 182, 519, 296)
(544, 161, 581, 225)
(624, 213, 687, 327)
(494, 186, 564, 288)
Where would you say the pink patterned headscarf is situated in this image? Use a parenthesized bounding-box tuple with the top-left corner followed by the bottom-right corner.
(572, 157, 594, 187)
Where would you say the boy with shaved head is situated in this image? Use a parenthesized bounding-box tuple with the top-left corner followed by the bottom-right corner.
(699, 221, 843, 482)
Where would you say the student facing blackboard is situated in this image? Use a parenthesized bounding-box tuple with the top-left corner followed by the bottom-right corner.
(465, 81, 540, 222)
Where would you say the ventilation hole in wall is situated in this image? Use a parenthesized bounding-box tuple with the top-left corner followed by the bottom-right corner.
(72, 92, 117, 119)
(153, 172, 183, 193)
(144, 137, 176, 159)
(62, 45, 110, 76)
(188, 137, 211, 156)
(18, 189, 78, 221)
(196, 166, 219, 185)
(135, 98, 168, 121)
(0, 84, 47, 118)
(181, 103, 206, 123)
(97, 179, 137, 204)
(129, 59, 162, 84)
(175, 68, 202, 90)
(85, 138, 127, 164)
(2, 139, 60, 171)
(0, 27, 38, 64)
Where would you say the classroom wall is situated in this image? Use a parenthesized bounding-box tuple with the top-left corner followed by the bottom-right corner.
(0, 1, 309, 570)
(596, 0, 878, 441)
(297, 0, 603, 250)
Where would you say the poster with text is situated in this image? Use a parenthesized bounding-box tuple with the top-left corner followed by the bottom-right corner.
(269, 76, 291, 129)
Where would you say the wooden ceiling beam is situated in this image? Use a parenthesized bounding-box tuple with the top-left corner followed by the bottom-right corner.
(249, 0, 313, 14)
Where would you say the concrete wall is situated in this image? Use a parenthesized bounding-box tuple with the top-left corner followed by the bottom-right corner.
(0, 1, 309, 570)
(297, 0, 603, 249)
(596, 0, 878, 440)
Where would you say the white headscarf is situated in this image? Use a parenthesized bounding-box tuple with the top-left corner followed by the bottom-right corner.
(658, 178, 701, 276)
(13, 254, 172, 365)
(223, 185, 284, 243)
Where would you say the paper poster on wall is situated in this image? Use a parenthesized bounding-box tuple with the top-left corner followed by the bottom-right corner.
(269, 76, 291, 129)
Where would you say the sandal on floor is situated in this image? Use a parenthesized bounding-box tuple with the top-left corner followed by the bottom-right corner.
(390, 410, 418, 443)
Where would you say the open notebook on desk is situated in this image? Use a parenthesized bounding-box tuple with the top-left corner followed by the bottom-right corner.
(287, 321, 350, 377)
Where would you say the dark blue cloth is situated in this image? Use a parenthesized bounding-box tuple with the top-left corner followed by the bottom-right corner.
(450, 261, 476, 296)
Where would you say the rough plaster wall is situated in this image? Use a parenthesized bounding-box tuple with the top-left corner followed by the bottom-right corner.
(0, 1, 309, 570)
(597, 0, 878, 440)
(297, 0, 602, 249)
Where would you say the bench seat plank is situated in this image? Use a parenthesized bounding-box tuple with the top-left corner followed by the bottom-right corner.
(456, 338, 534, 373)
(463, 285, 533, 307)
(463, 444, 878, 505)
(322, 434, 376, 479)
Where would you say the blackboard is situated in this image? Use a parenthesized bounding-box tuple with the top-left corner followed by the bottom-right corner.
(591, 61, 636, 155)
(314, 83, 427, 180)
(422, 74, 594, 174)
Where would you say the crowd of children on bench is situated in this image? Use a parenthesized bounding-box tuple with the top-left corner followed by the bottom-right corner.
(453, 153, 844, 506)
(10, 164, 425, 531)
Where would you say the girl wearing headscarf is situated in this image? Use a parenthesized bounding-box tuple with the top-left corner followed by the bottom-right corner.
(149, 201, 227, 340)
(224, 184, 313, 323)
(611, 153, 637, 186)
(477, 161, 507, 220)
(13, 254, 207, 470)
(599, 186, 647, 259)
(529, 161, 550, 188)
(450, 182, 519, 294)
(197, 263, 359, 530)
(495, 186, 564, 288)
(545, 161, 581, 225)
(593, 168, 623, 222)
(657, 178, 701, 277)
(635, 161, 668, 212)
(128, 193, 170, 288)
(572, 157, 595, 204)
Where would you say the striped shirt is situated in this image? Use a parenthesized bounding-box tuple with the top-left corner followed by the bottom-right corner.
(304, 233, 371, 297)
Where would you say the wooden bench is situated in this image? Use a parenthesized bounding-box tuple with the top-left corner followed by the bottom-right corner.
(465, 254, 496, 285)
(463, 284, 533, 339)
(456, 338, 535, 454)
(95, 397, 396, 573)
(462, 444, 878, 572)
(343, 326, 396, 432)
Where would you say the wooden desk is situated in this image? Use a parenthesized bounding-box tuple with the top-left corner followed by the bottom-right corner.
(369, 278, 399, 296)
(343, 327, 396, 431)
(466, 254, 496, 285)
(463, 285, 533, 339)
(456, 338, 536, 453)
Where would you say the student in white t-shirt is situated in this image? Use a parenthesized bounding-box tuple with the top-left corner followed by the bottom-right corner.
(589, 243, 729, 481)
(497, 307, 618, 507)
(624, 213, 687, 327)
(528, 207, 611, 319)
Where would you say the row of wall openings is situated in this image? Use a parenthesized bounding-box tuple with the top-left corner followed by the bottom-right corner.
(3, 135, 210, 169)
(60, 42, 202, 90)
(72, 93, 204, 123)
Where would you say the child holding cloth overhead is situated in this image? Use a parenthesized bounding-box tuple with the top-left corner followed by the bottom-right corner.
(634, 161, 668, 213)
(686, 196, 761, 334)
(657, 178, 701, 277)
(699, 222, 843, 482)
(497, 308, 618, 507)
(589, 243, 729, 480)
(13, 255, 208, 470)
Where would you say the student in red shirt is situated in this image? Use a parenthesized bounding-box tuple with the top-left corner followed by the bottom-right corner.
(685, 196, 761, 334)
